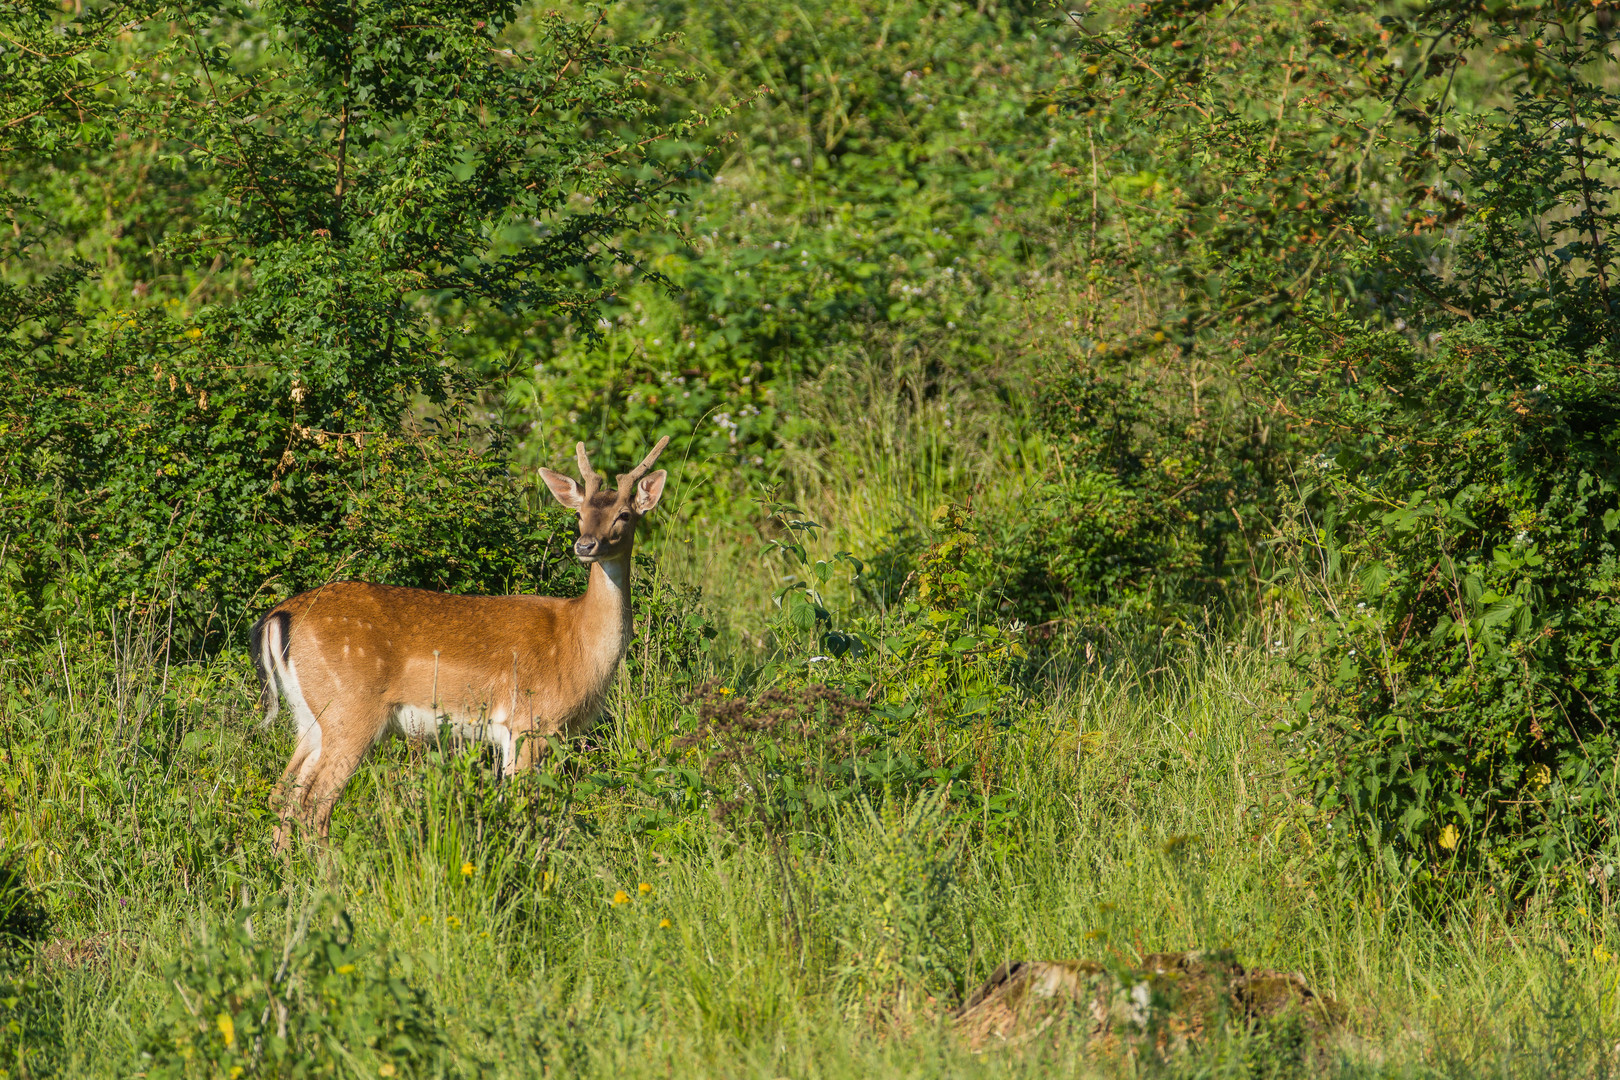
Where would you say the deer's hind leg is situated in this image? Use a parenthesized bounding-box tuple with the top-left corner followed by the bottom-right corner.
(272, 720, 326, 854)
(272, 700, 389, 852)
(301, 705, 391, 842)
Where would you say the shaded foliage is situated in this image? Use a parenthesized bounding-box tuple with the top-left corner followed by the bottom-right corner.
(0, 0, 699, 653)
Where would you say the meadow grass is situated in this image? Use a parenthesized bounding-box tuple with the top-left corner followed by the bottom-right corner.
(4, 383, 1616, 1079)
(6, 381, 1620, 1079)
(7, 605, 1619, 1078)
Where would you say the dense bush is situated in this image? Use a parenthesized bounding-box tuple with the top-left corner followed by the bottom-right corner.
(1289, 317, 1620, 883)
(1277, 20, 1620, 883)
(1050, 0, 1620, 885)
(496, 0, 1074, 510)
(0, 0, 693, 653)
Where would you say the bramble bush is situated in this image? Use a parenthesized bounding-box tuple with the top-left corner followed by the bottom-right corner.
(1285, 316, 1620, 886)
(1271, 5, 1619, 886)
(1278, 39, 1620, 880)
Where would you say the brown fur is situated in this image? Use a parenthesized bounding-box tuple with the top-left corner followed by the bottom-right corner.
(256, 438, 669, 852)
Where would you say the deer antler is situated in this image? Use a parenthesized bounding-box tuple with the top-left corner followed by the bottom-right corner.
(575, 441, 602, 500)
(617, 435, 670, 493)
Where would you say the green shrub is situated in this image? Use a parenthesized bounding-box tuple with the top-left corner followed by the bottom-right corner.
(1002, 376, 1222, 628)
(139, 898, 449, 1079)
(0, 0, 694, 654)
(1050, 0, 1620, 886)
(1287, 318, 1620, 884)
(1278, 11, 1620, 886)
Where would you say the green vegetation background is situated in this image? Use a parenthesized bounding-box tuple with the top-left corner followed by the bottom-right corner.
(3, 0, 1620, 1074)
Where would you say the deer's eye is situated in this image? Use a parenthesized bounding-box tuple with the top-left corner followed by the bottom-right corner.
(616, 511, 631, 523)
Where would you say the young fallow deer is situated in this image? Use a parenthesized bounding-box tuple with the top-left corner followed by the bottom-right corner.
(252, 436, 669, 852)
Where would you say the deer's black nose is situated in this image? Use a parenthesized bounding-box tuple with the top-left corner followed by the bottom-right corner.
(575, 537, 600, 557)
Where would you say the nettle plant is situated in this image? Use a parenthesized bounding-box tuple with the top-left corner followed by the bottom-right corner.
(0, 0, 715, 653)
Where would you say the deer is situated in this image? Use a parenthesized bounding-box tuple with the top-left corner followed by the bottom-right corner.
(250, 436, 669, 852)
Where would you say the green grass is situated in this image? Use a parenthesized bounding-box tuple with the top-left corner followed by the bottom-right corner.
(6, 602, 1619, 1078)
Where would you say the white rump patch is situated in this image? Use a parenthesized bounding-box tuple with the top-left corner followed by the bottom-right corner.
(265, 618, 319, 738)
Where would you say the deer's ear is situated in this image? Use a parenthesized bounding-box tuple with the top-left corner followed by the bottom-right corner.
(539, 468, 584, 509)
(633, 469, 667, 513)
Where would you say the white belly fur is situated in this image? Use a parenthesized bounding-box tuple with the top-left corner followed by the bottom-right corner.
(388, 704, 516, 774)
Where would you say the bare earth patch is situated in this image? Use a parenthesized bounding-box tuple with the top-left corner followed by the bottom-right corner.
(953, 950, 1342, 1059)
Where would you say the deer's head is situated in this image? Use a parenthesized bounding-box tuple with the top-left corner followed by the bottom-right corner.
(539, 437, 669, 563)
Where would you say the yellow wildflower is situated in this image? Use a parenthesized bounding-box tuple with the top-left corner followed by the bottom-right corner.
(461, 861, 474, 877)
(659, 918, 672, 929)
(446, 915, 461, 928)
(1595, 944, 1613, 963)
(638, 882, 653, 895)
(611, 890, 630, 906)
(337, 964, 356, 975)
(718, 687, 734, 696)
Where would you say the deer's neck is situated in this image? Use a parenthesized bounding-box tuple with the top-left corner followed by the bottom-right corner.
(577, 552, 633, 673)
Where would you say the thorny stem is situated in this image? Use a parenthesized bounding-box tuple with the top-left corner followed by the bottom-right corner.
(333, 9, 354, 217)
(1564, 95, 1614, 321)
(179, 14, 291, 237)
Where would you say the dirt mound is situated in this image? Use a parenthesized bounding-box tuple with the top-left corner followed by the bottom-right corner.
(953, 950, 1341, 1057)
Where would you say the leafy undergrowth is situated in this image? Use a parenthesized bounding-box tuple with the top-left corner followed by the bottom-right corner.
(3, 614, 1618, 1080)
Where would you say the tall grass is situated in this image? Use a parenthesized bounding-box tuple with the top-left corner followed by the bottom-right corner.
(6, 598, 1619, 1077)
(639, 339, 1047, 645)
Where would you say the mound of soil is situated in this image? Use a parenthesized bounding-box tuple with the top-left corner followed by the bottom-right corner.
(953, 950, 1341, 1057)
